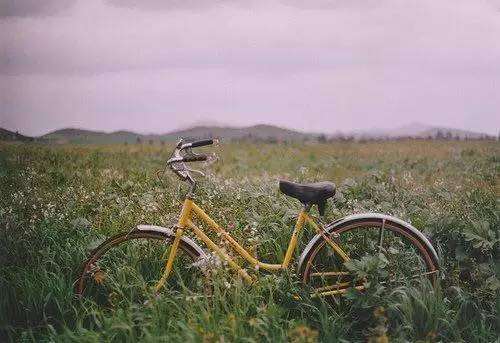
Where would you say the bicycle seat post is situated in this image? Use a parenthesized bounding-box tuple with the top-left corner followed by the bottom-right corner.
(303, 203, 312, 212)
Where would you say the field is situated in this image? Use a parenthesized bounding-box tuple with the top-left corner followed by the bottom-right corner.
(0, 140, 499, 342)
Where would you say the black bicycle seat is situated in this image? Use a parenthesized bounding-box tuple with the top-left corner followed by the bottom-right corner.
(279, 180, 335, 215)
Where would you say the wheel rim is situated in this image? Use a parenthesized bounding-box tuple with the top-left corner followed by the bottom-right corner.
(302, 220, 438, 297)
(77, 231, 208, 306)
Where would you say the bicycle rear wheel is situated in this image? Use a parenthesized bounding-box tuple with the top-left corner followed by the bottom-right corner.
(76, 229, 208, 306)
(300, 218, 439, 297)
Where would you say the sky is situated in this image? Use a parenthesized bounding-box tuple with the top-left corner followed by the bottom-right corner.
(0, 0, 499, 137)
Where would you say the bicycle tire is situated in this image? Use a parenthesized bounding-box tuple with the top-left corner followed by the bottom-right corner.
(76, 229, 207, 302)
(299, 216, 439, 295)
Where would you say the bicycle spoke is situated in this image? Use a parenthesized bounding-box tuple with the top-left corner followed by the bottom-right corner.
(314, 281, 351, 292)
(377, 219, 385, 253)
(309, 271, 350, 277)
(312, 285, 365, 297)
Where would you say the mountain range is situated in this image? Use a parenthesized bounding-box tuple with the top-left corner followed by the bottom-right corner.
(0, 123, 495, 144)
(39, 124, 310, 144)
(351, 123, 491, 140)
(0, 128, 34, 142)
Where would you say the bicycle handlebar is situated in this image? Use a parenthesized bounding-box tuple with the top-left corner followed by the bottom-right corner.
(189, 139, 214, 148)
(183, 154, 208, 162)
(166, 138, 217, 186)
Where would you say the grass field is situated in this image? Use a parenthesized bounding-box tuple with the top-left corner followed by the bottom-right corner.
(1, 140, 499, 342)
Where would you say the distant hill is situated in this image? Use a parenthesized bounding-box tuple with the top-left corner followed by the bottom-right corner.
(43, 128, 140, 144)
(0, 128, 34, 142)
(4, 122, 495, 145)
(162, 124, 309, 141)
(418, 127, 489, 140)
(351, 123, 492, 140)
(42, 124, 313, 144)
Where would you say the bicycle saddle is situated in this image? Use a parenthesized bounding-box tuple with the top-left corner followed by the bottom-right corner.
(279, 180, 336, 216)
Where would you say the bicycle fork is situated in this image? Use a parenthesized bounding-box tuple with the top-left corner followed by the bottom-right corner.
(155, 199, 192, 291)
(154, 227, 184, 291)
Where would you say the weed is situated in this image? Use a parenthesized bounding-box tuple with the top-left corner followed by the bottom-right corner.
(0, 140, 498, 341)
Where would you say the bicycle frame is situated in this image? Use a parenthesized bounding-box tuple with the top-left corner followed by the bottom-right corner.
(155, 197, 350, 290)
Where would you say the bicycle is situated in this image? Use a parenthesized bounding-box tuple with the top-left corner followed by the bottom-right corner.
(76, 139, 439, 304)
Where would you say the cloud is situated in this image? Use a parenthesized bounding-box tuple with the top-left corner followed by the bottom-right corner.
(1, 0, 499, 135)
(0, 0, 76, 18)
(105, 0, 234, 11)
(2, 0, 499, 77)
(104, 0, 388, 11)
(280, 0, 387, 10)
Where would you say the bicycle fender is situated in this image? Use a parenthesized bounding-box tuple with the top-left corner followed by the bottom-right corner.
(136, 224, 207, 259)
(297, 212, 439, 275)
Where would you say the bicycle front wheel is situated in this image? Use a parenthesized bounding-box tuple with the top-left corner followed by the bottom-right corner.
(299, 217, 439, 297)
(76, 229, 208, 306)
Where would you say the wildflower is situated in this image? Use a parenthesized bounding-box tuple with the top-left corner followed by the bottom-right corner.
(368, 307, 389, 343)
(288, 325, 318, 343)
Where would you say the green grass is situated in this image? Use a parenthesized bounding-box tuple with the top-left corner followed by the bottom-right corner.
(1, 140, 499, 342)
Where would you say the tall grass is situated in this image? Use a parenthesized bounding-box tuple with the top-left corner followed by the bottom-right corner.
(1, 141, 498, 341)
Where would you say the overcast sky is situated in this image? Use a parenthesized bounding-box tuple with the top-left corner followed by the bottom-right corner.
(1, 0, 499, 136)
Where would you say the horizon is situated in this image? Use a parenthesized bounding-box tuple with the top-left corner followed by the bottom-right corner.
(2, 121, 495, 139)
(2, 0, 500, 136)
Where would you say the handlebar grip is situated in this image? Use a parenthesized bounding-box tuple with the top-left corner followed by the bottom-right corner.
(183, 154, 208, 162)
(190, 139, 214, 148)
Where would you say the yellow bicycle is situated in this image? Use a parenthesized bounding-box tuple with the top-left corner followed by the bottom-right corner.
(76, 139, 439, 304)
